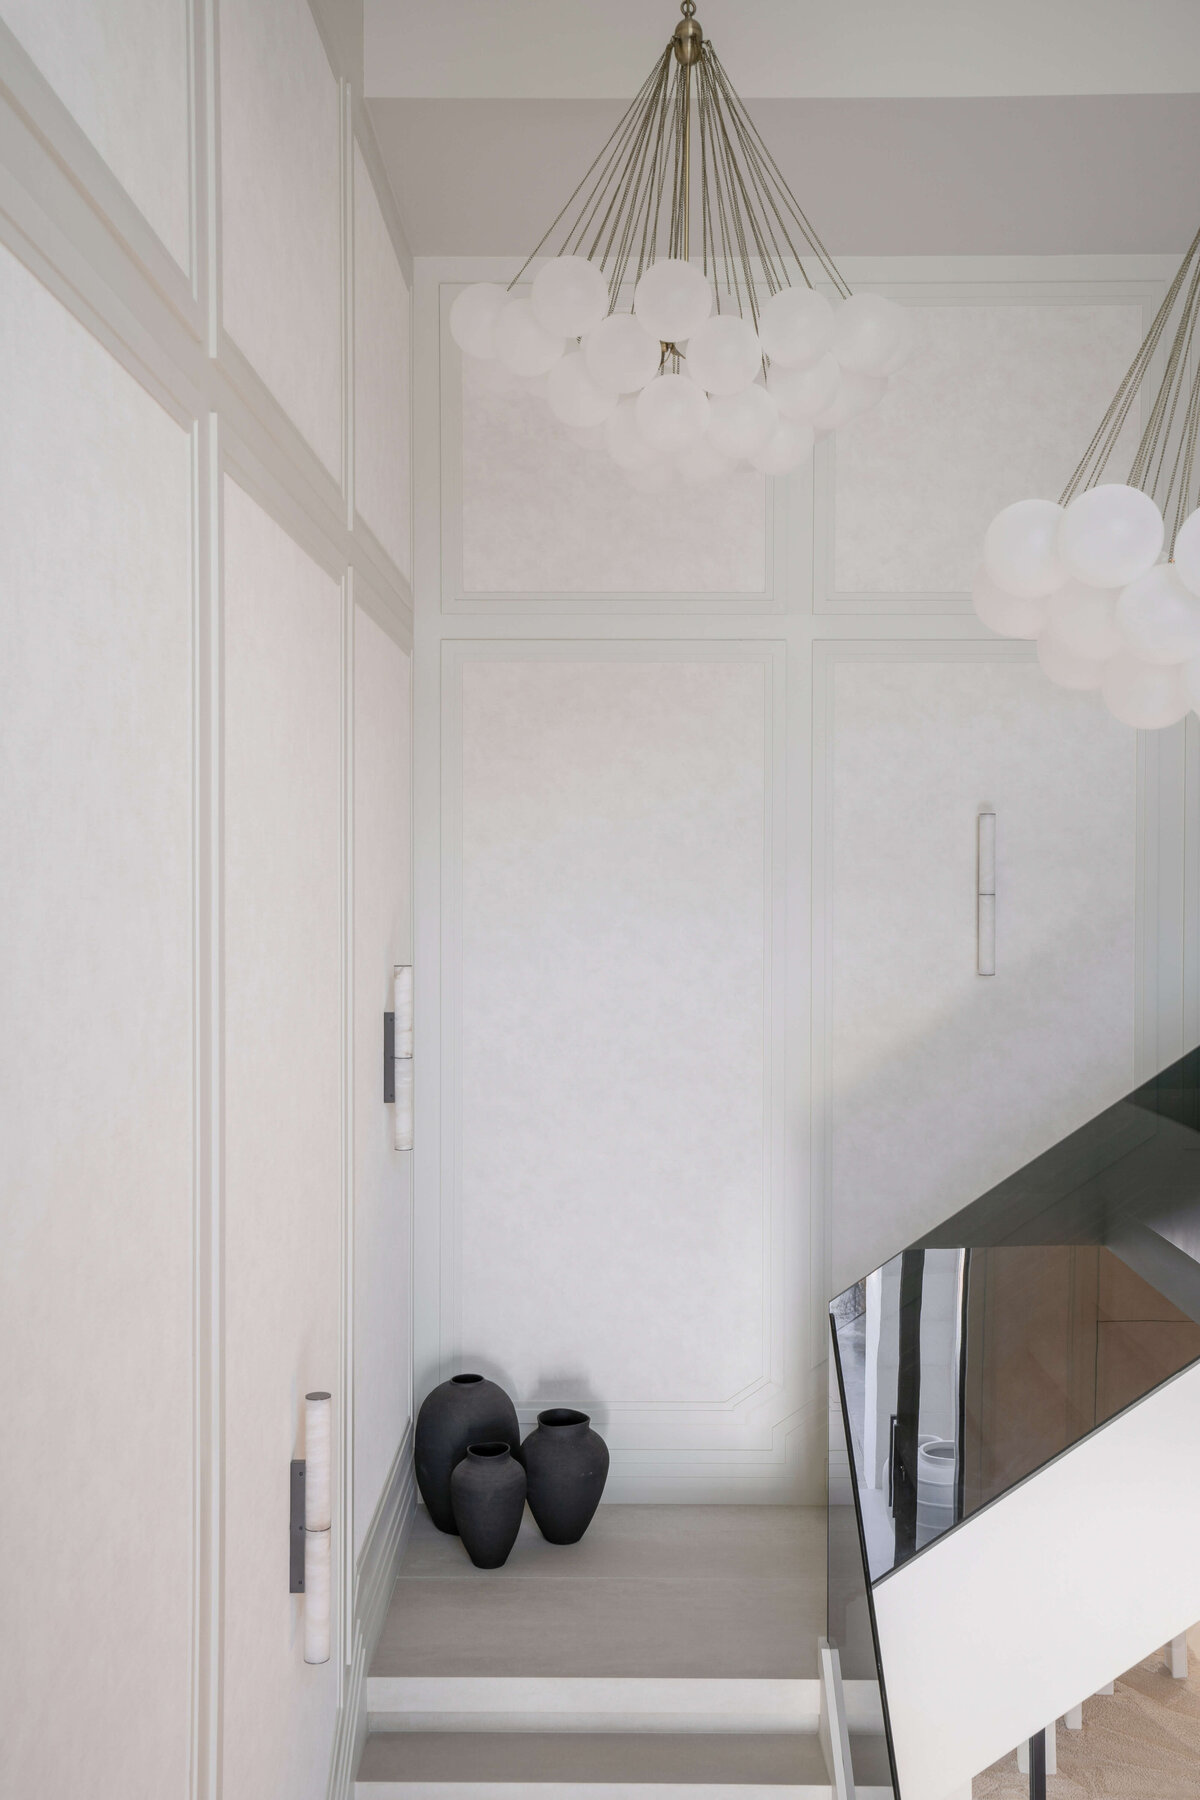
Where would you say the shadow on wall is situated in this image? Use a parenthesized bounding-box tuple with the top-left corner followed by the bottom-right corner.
(826, 918, 1141, 1300)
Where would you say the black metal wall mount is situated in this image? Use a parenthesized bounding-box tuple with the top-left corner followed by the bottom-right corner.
(384, 1012, 395, 1103)
(289, 1459, 306, 1592)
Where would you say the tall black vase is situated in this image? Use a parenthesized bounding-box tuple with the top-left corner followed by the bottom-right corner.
(522, 1408, 609, 1544)
(415, 1373, 521, 1533)
(450, 1442, 527, 1569)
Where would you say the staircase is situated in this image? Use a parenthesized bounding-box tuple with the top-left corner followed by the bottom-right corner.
(830, 1045, 1200, 1800)
(355, 1508, 892, 1797)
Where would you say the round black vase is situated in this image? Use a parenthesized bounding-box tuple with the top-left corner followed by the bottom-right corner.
(450, 1442, 527, 1569)
(415, 1373, 521, 1534)
(522, 1408, 609, 1545)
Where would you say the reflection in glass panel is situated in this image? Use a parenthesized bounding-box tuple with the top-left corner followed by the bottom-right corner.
(832, 1245, 1200, 1585)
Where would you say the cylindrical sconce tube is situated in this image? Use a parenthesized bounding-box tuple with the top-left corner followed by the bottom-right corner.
(305, 1392, 332, 1532)
(303, 1523, 331, 1664)
(394, 1058, 414, 1152)
(394, 964, 413, 1058)
(977, 809, 996, 977)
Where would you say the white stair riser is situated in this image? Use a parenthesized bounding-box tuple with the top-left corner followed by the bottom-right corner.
(364, 1677, 886, 1736)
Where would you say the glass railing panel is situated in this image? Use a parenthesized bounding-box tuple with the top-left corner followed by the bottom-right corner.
(832, 1244, 1200, 1584)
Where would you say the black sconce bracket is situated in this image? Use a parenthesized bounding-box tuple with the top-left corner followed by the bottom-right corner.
(290, 1460, 306, 1592)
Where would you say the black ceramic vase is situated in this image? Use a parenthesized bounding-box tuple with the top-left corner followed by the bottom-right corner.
(522, 1408, 609, 1544)
(415, 1373, 521, 1534)
(450, 1442, 527, 1569)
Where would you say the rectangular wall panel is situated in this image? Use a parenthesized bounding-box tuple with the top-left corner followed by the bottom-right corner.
(0, 248, 194, 1797)
(354, 607, 412, 1553)
(824, 649, 1137, 1293)
(219, 0, 343, 478)
(1, 0, 191, 268)
(222, 479, 343, 1800)
(456, 344, 768, 597)
(354, 144, 411, 580)
(450, 650, 782, 1461)
(829, 299, 1145, 599)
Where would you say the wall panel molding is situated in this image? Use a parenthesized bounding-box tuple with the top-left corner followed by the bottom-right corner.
(813, 278, 1164, 616)
(0, 5, 415, 1797)
(424, 638, 816, 1499)
(811, 638, 1143, 1312)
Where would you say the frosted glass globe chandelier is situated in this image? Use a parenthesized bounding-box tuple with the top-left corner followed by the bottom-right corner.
(976, 225, 1200, 729)
(448, 1, 911, 489)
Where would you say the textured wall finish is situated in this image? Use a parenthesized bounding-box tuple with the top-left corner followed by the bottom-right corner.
(222, 479, 343, 1800)
(354, 144, 412, 578)
(354, 609, 413, 1554)
(456, 654, 768, 1412)
(459, 353, 767, 595)
(831, 302, 1145, 595)
(827, 653, 1136, 1291)
(219, 0, 343, 477)
(0, 0, 191, 266)
(0, 247, 193, 1796)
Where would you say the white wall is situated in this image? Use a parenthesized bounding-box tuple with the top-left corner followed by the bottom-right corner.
(414, 254, 1194, 1504)
(0, 3, 414, 1796)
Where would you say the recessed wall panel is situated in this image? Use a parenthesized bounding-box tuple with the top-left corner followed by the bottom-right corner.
(354, 145, 411, 579)
(219, 0, 343, 478)
(0, 248, 193, 1795)
(354, 608, 412, 1553)
(827, 653, 1136, 1291)
(456, 654, 769, 1413)
(1, 0, 191, 267)
(458, 353, 767, 595)
(831, 301, 1145, 595)
(222, 479, 342, 1800)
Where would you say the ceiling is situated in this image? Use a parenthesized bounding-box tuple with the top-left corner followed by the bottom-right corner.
(363, 1, 1200, 257)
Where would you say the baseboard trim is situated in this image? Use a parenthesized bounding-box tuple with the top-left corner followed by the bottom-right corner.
(328, 1423, 417, 1799)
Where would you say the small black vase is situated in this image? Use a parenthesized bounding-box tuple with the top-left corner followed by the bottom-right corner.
(522, 1408, 609, 1544)
(450, 1442, 527, 1569)
(415, 1373, 521, 1534)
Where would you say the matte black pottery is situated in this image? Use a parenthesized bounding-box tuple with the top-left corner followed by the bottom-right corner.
(522, 1408, 609, 1544)
(415, 1373, 521, 1533)
(450, 1442, 527, 1569)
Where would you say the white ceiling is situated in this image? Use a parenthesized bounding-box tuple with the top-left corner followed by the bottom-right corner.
(364, 0, 1200, 100)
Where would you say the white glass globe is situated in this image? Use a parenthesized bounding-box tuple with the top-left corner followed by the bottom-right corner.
(604, 396, 660, 472)
(531, 255, 609, 339)
(585, 313, 661, 393)
(675, 436, 736, 485)
(972, 567, 1046, 638)
(751, 420, 816, 475)
(492, 299, 566, 377)
(449, 282, 509, 359)
(757, 287, 834, 370)
(983, 499, 1066, 599)
(1044, 580, 1123, 660)
(685, 314, 763, 395)
(1173, 508, 1200, 598)
(768, 354, 840, 423)
(811, 369, 886, 432)
(635, 372, 711, 452)
(1057, 484, 1164, 588)
(1101, 650, 1189, 728)
(707, 384, 778, 459)
(832, 293, 913, 378)
(1115, 562, 1200, 664)
(633, 258, 712, 344)
(546, 351, 618, 428)
(1036, 630, 1105, 690)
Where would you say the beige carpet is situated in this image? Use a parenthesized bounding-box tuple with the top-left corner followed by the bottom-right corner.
(974, 1629, 1200, 1797)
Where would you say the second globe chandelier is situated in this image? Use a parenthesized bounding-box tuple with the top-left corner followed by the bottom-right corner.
(449, 1, 911, 488)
